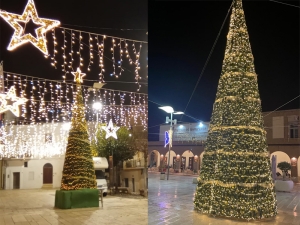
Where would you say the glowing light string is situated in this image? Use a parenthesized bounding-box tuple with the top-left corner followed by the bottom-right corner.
(0, 0, 60, 55)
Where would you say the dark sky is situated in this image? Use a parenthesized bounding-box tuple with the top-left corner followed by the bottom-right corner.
(148, 0, 300, 141)
(0, 0, 147, 93)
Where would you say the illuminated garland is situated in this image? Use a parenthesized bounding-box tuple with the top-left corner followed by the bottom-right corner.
(0, 0, 147, 90)
(196, 178, 274, 188)
(0, 0, 60, 54)
(1, 72, 148, 128)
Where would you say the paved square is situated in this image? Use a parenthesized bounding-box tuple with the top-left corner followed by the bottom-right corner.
(0, 189, 147, 225)
(148, 172, 300, 225)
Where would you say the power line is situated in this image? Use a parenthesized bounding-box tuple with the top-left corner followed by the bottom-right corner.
(180, 1, 234, 120)
(269, 0, 300, 9)
(61, 27, 148, 43)
(61, 24, 147, 31)
(263, 95, 300, 117)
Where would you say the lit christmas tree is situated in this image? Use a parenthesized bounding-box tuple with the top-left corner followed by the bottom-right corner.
(194, 0, 277, 220)
(60, 68, 97, 190)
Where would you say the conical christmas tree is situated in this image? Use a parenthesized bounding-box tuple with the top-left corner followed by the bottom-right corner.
(194, 0, 277, 220)
(60, 68, 97, 190)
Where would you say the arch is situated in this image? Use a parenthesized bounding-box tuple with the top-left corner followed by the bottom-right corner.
(149, 150, 160, 168)
(165, 150, 176, 167)
(270, 151, 290, 174)
(43, 163, 53, 184)
(182, 150, 194, 170)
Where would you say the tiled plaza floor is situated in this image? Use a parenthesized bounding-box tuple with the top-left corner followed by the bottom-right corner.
(148, 172, 300, 225)
(0, 189, 147, 225)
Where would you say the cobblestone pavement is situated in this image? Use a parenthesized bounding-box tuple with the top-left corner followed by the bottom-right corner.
(0, 189, 147, 225)
(148, 172, 300, 225)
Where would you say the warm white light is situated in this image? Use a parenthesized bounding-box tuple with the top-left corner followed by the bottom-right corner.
(159, 106, 174, 113)
(101, 119, 119, 139)
(174, 111, 184, 115)
(62, 122, 71, 131)
(0, 86, 28, 117)
(93, 102, 102, 110)
(0, 0, 60, 55)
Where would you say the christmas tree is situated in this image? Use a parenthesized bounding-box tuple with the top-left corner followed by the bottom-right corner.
(194, 0, 277, 220)
(60, 68, 97, 190)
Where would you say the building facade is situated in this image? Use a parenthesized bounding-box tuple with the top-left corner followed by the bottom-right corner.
(148, 109, 300, 180)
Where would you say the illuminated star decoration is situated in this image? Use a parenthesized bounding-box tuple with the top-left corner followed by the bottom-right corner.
(71, 68, 86, 83)
(0, 0, 60, 55)
(101, 119, 120, 139)
(0, 86, 28, 117)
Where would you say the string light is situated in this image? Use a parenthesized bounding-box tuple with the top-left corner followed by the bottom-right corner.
(194, 0, 277, 221)
(0, 0, 60, 55)
(51, 29, 58, 68)
(61, 29, 67, 81)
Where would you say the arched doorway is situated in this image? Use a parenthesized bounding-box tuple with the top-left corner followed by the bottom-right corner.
(43, 163, 53, 184)
(182, 150, 194, 170)
(149, 150, 160, 168)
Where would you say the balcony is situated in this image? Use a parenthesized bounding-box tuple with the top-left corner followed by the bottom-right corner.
(123, 159, 145, 169)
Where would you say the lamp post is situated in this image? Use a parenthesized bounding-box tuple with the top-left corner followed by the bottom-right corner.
(159, 106, 184, 180)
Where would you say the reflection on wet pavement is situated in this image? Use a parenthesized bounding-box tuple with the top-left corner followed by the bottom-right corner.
(148, 172, 300, 225)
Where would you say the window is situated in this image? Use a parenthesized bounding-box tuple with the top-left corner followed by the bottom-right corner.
(124, 178, 129, 187)
(45, 134, 52, 143)
(290, 124, 299, 138)
(24, 162, 28, 167)
(95, 170, 105, 179)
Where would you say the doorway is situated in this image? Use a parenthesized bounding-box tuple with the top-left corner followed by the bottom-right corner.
(43, 163, 53, 184)
(13, 172, 20, 189)
(132, 178, 135, 192)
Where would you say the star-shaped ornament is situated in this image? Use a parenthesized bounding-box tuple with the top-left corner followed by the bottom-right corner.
(0, 0, 60, 55)
(71, 68, 86, 83)
(0, 86, 28, 117)
(101, 119, 120, 139)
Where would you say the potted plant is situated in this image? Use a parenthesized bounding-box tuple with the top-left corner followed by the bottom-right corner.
(275, 161, 294, 192)
(277, 161, 291, 181)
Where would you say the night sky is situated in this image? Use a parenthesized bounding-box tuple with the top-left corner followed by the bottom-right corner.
(0, 0, 147, 93)
(148, 0, 299, 141)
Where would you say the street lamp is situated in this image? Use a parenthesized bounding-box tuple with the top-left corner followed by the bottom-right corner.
(159, 106, 184, 180)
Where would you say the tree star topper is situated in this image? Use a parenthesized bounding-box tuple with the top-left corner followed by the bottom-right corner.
(0, 0, 60, 55)
(101, 119, 120, 139)
(0, 86, 28, 117)
(72, 68, 86, 84)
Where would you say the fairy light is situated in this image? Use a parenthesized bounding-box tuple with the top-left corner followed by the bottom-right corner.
(87, 34, 94, 72)
(78, 32, 83, 68)
(0, 71, 148, 159)
(111, 38, 116, 77)
(117, 39, 124, 77)
(68, 31, 75, 71)
(0, 0, 60, 55)
(96, 35, 105, 83)
(61, 29, 67, 81)
(194, 0, 277, 220)
(51, 29, 58, 68)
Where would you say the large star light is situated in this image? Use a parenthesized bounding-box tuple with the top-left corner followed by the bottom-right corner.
(0, 0, 60, 55)
(101, 119, 120, 139)
(71, 68, 86, 83)
(0, 86, 28, 117)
